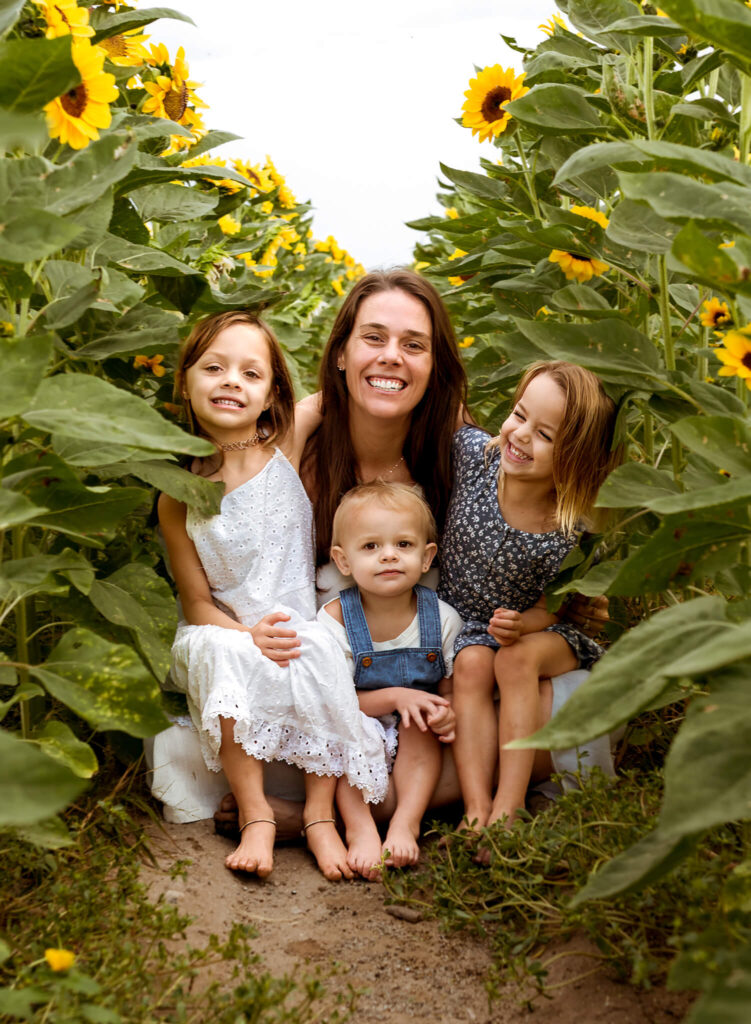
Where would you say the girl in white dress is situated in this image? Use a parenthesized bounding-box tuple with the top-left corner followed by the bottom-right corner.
(159, 311, 388, 880)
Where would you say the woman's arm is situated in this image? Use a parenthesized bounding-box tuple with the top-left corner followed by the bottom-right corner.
(282, 392, 323, 470)
(158, 493, 251, 632)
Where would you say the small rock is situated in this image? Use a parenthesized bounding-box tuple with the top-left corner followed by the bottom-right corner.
(163, 889, 182, 905)
(385, 904, 423, 923)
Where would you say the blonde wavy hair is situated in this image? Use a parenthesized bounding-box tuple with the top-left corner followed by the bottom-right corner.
(331, 481, 437, 549)
(487, 361, 621, 536)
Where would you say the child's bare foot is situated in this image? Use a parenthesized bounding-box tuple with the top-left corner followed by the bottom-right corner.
(302, 819, 354, 881)
(225, 817, 275, 876)
(345, 823, 383, 881)
(382, 817, 421, 868)
(474, 808, 515, 866)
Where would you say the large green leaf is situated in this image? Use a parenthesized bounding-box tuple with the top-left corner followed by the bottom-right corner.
(660, 665, 751, 835)
(618, 171, 751, 236)
(95, 458, 223, 516)
(648, 477, 751, 515)
(438, 164, 507, 203)
(0, 550, 94, 603)
(683, 944, 751, 1024)
(659, 0, 751, 76)
(0, 334, 53, 418)
(567, 0, 639, 49)
(50, 436, 155, 467)
(0, 490, 48, 530)
(23, 375, 213, 456)
(571, 830, 696, 904)
(39, 280, 102, 330)
(0, 727, 85, 827)
(74, 304, 182, 360)
(0, 0, 25, 35)
(609, 512, 750, 595)
(596, 462, 681, 509)
(90, 5, 194, 41)
(88, 564, 176, 682)
(0, 108, 47, 151)
(0, 36, 78, 112)
(44, 133, 139, 215)
(14, 815, 74, 850)
(22, 480, 149, 544)
(129, 182, 219, 223)
(0, 207, 80, 263)
(93, 232, 200, 277)
(671, 221, 750, 295)
(512, 318, 663, 387)
(511, 597, 728, 748)
(32, 628, 170, 738)
(670, 415, 751, 476)
(33, 720, 98, 779)
(606, 199, 679, 254)
(505, 83, 602, 133)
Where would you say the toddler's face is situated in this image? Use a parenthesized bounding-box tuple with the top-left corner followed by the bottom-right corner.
(331, 502, 436, 599)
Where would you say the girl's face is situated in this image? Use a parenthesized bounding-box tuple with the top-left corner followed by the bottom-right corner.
(339, 289, 433, 422)
(183, 323, 273, 440)
(499, 372, 566, 485)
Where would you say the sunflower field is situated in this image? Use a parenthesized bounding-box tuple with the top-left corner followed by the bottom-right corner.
(408, 0, 751, 1017)
(0, 1, 363, 839)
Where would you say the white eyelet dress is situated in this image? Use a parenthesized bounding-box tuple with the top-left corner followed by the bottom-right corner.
(170, 449, 389, 804)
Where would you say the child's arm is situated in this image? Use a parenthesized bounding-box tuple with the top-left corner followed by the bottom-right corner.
(427, 676, 455, 743)
(281, 392, 323, 470)
(158, 493, 300, 665)
(488, 595, 559, 647)
(357, 686, 451, 733)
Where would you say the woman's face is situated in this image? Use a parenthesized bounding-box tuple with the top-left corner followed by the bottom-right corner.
(339, 288, 433, 421)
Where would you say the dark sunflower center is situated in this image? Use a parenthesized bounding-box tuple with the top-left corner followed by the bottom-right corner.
(61, 83, 88, 118)
(163, 82, 188, 121)
(742, 352, 751, 370)
(481, 85, 512, 123)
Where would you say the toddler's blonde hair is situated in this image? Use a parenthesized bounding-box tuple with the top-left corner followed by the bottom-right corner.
(332, 481, 437, 549)
(487, 360, 621, 536)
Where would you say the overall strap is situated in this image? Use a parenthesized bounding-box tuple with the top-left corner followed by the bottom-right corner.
(338, 586, 374, 654)
(415, 585, 442, 648)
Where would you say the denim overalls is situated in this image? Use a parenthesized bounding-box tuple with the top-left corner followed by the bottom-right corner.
(339, 584, 446, 693)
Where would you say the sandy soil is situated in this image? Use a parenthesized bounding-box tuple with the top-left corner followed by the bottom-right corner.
(143, 819, 692, 1023)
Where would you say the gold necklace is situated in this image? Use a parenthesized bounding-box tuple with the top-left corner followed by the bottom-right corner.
(356, 455, 404, 484)
(215, 433, 260, 452)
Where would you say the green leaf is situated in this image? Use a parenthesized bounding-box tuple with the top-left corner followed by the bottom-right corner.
(606, 14, 685, 35)
(13, 815, 74, 850)
(571, 830, 696, 905)
(670, 415, 751, 476)
(45, 133, 139, 216)
(683, 945, 751, 1024)
(659, 0, 751, 77)
(93, 232, 200, 277)
(0, 490, 48, 530)
(567, 0, 639, 49)
(90, 5, 194, 41)
(596, 462, 681, 509)
(96, 459, 223, 516)
(618, 171, 751, 236)
(175, 129, 241, 161)
(0, 727, 86, 826)
(63, 189, 114, 250)
(0, 681, 44, 724)
(547, 284, 614, 318)
(33, 720, 98, 779)
(0, 550, 94, 603)
(32, 628, 170, 738)
(74, 303, 182, 360)
(0, 0, 25, 35)
(511, 597, 728, 748)
(40, 280, 102, 331)
(22, 481, 148, 544)
(129, 182, 218, 223)
(88, 564, 176, 682)
(0, 36, 78, 112)
(50, 436, 152, 467)
(438, 164, 507, 203)
(0, 987, 48, 1016)
(648, 477, 751, 514)
(606, 199, 679, 254)
(0, 334, 53, 418)
(671, 220, 748, 294)
(660, 665, 751, 836)
(0, 207, 80, 263)
(23, 375, 213, 456)
(505, 83, 602, 133)
(0, 108, 47, 150)
(512, 318, 663, 387)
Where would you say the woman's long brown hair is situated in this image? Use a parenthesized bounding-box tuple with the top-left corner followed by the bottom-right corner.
(302, 269, 469, 565)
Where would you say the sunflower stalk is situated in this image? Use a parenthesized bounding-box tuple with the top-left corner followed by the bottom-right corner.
(740, 72, 751, 166)
(12, 526, 31, 740)
(513, 132, 541, 221)
(642, 36, 656, 141)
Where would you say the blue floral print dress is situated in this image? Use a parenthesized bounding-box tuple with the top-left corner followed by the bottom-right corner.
(438, 426, 603, 667)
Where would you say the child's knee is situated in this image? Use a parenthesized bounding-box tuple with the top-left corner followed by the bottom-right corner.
(494, 640, 540, 681)
(453, 646, 495, 694)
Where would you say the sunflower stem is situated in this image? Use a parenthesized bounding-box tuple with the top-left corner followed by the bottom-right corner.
(643, 36, 656, 141)
(642, 406, 655, 464)
(697, 286, 708, 381)
(740, 73, 751, 166)
(12, 527, 31, 740)
(658, 256, 675, 371)
(513, 132, 541, 221)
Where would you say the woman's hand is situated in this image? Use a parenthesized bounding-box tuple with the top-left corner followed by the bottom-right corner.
(427, 700, 456, 743)
(250, 612, 301, 667)
(563, 594, 609, 637)
(488, 607, 523, 647)
(393, 688, 451, 732)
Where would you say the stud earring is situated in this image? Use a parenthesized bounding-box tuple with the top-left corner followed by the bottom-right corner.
(337, 361, 345, 372)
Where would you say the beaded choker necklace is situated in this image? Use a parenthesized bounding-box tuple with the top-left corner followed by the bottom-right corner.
(216, 433, 260, 452)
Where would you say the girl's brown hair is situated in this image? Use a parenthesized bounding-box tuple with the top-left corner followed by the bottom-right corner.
(488, 361, 621, 535)
(175, 310, 295, 453)
(302, 269, 469, 565)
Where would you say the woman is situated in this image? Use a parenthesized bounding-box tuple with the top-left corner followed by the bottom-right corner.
(149, 269, 608, 831)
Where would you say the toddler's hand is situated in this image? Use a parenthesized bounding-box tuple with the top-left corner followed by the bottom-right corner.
(251, 612, 300, 667)
(427, 701, 456, 744)
(488, 607, 523, 646)
(395, 689, 450, 732)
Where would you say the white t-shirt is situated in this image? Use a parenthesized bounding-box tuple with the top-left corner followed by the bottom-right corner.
(317, 593, 463, 680)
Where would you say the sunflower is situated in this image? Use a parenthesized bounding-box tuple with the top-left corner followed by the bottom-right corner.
(142, 44, 206, 124)
(539, 14, 567, 36)
(35, 0, 94, 40)
(444, 207, 459, 219)
(45, 40, 118, 150)
(548, 205, 609, 283)
(699, 297, 731, 329)
(461, 65, 528, 143)
(714, 327, 751, 390)
(98, 29, 150, 67)
(218, 214, 241, 235)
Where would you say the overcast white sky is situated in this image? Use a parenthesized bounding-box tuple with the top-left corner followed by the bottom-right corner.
(156, 1, 559, 268)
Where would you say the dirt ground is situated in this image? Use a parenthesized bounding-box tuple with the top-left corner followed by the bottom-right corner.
(143, 819, 692, 1024)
